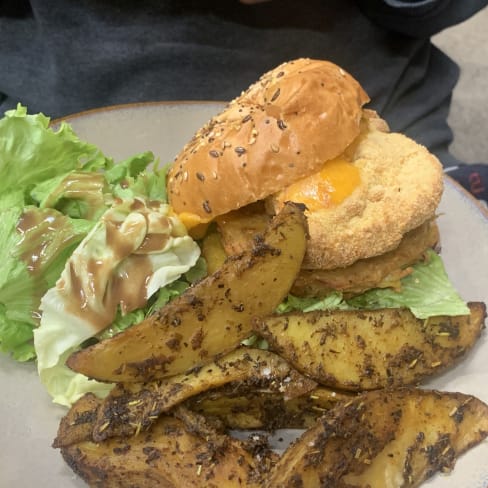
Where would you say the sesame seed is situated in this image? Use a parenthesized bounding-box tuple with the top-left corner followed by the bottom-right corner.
(183, 171, 189, 181)
(270, 143, 279, 153)
(277, 119, 287, 130)
(271, 88, 281, 102)
(235, 146, 246, 156)
(242, 114, 252, 123)
(202, 200, 212, 214)
(196, 172, 205, 182)
(209, 150, 220, 158)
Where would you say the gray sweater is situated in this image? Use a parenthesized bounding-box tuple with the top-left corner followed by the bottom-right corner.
(0, 0, 486, 168)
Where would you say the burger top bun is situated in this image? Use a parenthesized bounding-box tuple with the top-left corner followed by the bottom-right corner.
(167, 58, 369, 221)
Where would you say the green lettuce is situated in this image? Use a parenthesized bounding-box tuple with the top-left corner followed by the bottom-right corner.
(346, 250, 469, 318)
(0, 104, 172, 362)
(278, 250, 469, 319)
(0, 105, 112, 360)
(0, 104, 108, 194)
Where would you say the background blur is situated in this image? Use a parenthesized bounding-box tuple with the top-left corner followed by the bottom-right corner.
(433, 7, 488, 164)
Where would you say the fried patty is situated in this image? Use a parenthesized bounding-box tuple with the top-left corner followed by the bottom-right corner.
(290, 219, 439, 297)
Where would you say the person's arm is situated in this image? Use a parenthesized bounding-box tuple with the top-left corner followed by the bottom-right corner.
(358, 0, 488, 38)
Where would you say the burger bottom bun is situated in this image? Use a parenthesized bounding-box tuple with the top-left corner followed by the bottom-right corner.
(277, 129, 444, 270)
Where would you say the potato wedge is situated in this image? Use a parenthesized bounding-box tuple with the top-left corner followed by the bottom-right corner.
(256, 302, 486, 390)
(59, 412, 271, 488)
(91, 347, 317, 441)
(188, 386, 355, 430)
(52, 393, 102, 448)
(67, 202, 307, 382)
(266, 388, 488, 487)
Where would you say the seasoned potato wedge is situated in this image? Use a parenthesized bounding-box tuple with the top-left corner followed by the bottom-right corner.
(67, 202, 307, 382)
(266, 388, 488, 487)
(256, 302, 486, 390)
(59, 411, 272, 488)
(92, 347, 317, 441)
(53, 393, 102, 448)
(187, 386, 355, 430)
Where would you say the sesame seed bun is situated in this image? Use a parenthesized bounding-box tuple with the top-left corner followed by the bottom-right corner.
(167, 58, 369, 220)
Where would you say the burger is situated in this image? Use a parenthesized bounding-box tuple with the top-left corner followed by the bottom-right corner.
(166, 58, 466, 317)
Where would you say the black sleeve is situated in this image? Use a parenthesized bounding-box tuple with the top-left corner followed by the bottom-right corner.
(0, 0, 32, 17)
(358, 0, 488, 38)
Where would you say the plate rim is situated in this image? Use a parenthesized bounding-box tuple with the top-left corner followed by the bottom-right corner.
(50, 100, 226, 125)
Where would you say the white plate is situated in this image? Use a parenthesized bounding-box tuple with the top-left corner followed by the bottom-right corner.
(1, 102, 487, 487)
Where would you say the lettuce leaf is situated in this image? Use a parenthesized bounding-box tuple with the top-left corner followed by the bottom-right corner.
(0, 104, 108, 195)
(278, 250, 469, 319)
(276, 291, 349, 314)
(0, 105, 165, 362)
(347, 250, 469, 318)
(0, 105, 114, 360)
(0, 204, 92, 360)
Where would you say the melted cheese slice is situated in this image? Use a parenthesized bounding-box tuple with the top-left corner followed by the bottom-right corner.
(276, 157, 360, 211)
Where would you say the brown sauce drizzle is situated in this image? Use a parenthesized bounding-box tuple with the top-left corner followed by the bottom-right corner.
(16, 208, 76, 275)
(62, 201, 176, 332)
(17, 199, 182, 333)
